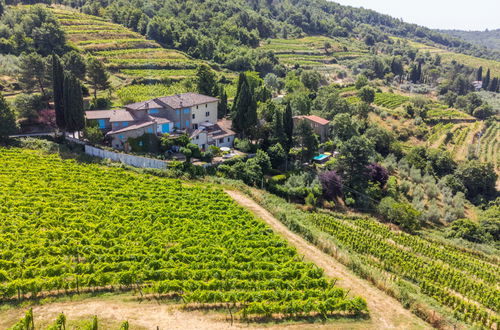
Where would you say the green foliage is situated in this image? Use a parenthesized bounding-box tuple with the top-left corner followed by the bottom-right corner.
(454, 160, 498, 203)
(0, 148, 365, 319)
(13, 93, 44, 122)
(354, 74, 368, 89)
(447, 219, 491, 244)
(83, 126, 104, 145)
(86, 57, 111, 99)
(357, 86, 375, 104)
(63, 73, 85, 132)
(232, 73, 257, 138)
(195, 64, 217, 97)
(0, 93, 16, 138)
(378, 197, 421, 232)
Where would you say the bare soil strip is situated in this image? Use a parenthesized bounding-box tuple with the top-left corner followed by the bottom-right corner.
(226, 190, 430, 330)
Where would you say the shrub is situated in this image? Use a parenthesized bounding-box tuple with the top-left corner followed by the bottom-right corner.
(89, 97, 112, 110)
(447, 219, 491, 243)
(83, 126, 104, 145)
(378, 197, 421, 232)
(13, 93, 44, 121)
(234, 138, 257, 153)
(128, 133, 160, 153)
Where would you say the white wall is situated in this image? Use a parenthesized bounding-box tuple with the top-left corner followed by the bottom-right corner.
(85, 145, 167, 169)
(191, 101, 218, 127)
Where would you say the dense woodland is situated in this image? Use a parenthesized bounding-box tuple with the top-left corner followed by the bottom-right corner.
(440, 29, 500, 51)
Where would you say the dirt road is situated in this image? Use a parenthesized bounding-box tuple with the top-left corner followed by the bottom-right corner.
(226, 190, 430, 330)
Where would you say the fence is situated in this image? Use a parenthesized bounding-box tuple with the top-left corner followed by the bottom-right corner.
(85, 145, 167, 169)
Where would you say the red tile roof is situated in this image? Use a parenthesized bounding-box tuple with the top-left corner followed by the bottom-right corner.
(294, 115, 330, 126)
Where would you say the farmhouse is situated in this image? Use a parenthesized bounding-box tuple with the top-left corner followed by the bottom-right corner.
(293, 115, 330, 142)
(85, 93, 235, 150)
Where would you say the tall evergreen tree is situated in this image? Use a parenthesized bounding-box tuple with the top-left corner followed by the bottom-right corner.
(482, 69, 490, 90)
(0, 0, 4, 17)
(232, 74, 257, 138)
(489, 77, 499, 92)
(272, 109, 285, 146)
(52, 54, 65, 130)
(283, 103, 294, 152)
(476, 66, 483, 81)
(231, 72, 246, 114)
(87, 57, 110, 99)
(0, 92, 17, 138)
(295, 120, 318, 162)
(196, 65, 217, 97)
(63, 73, 85, 134)
(217, 85, 228, 119)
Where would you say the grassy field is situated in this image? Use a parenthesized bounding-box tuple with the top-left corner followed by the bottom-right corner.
(52, 8, 200, 83)
(0, 148, 367, 321)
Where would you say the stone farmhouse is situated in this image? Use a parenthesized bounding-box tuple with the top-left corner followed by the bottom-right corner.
(293, 115, 331, 142)
(85, 93, 235, 150)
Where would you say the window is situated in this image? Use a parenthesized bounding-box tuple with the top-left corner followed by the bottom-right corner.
(219, 138, 223, 143)
(192, 114, 195, 119)
(205, 111, 210, 117)
(192, 124, 198, 130)
(205, 104, 207, 108)
(227, 137, 231, 142)
(175, 122, 180, 128)
(176, 110, 180, 116)
(139, 141, 144, 147)
(185, 120, 189, 127)
(148, 109, 159, 114)
(196, 136, 199, 140)
(161, 124, 170, 134)
(183, 108, 190, 114)
(122, 122, 129, 127)
(98, 119, 106, 129)
(147, 127, 153, 134)
(196, 105, 199, 109)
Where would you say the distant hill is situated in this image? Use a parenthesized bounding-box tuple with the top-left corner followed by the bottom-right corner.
(438, 29, 500, 51)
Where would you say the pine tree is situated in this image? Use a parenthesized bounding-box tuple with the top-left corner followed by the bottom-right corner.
(482, 69, 490, 90)
(63, 73, 85, 134)
(0, 92, 17, 138)
(87, 57, 110, 100)
(283, 103, 294, 152)
(217, 85, 228, 119)
(52, 54, 65, 130)
(489, 77, 499, 92)
(196, 64, 217, 97)
(476, 66, 483, 81)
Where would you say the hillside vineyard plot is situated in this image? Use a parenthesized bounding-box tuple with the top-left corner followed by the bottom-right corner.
(52, 9, 199, 81)
(0, 148, 366, 319)
(307, 214, 499, 327)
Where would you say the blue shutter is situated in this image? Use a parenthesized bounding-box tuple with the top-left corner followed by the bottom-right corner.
(122, 122, 128, 127)
(147, 127, 153, 134)
(98, 119, 106, 129)
(183, 108, 190, 114)
(185, 120, 189, 127)
(162, 123, 170, 133)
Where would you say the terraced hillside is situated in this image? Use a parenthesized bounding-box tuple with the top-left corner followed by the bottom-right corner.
(53, 9, 200, 83)
(396, 38, 500, 78)
(260, 36, 368, 75)
(478, 121, 500, 173)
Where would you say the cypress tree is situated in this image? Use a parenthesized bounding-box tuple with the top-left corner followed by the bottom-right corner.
(482, 69, 490, 90)
(489, 77, 499, 93)
(272, 109, 285, 146)
(232, 74, 256, 138)
(0, 92, 17, 139)
(231, 72, 246, 114)
(52, 54, 65, 130)
(63, 72, 85, 134)
(476, 66, 483, 81)
(217, 85, 228, 119)
(283, 103, 294, 152)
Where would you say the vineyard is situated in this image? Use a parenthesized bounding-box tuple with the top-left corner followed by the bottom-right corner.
(0, 148, 367, 321)
(52, 9, 200, 82)
(259, 36, 367, 72)
(305, 213, 500, 328)
(478, 121, 500, 173)
(374, 93, 409, 109)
